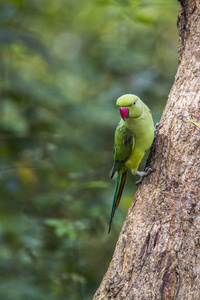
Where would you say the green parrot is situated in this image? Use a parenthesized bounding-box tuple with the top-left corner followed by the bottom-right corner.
(109, 94, 154, 233)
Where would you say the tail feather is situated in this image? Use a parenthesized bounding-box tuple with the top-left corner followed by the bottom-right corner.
(108, 170, 128, 233)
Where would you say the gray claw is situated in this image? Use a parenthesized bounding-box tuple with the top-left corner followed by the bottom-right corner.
(155, 122, 163, 134)
(135, 167, 155, 186)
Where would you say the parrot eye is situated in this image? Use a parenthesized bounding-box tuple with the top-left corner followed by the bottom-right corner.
(132, 102, 136, 106)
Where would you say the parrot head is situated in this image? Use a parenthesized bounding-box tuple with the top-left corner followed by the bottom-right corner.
(116, 94, 143, 121)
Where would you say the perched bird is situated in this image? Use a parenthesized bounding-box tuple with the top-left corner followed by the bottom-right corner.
(109, 94, 154, 233)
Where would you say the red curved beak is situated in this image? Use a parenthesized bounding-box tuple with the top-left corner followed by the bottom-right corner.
(119, 107, 129, 120)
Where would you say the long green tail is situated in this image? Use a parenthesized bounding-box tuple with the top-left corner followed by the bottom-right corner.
(108, 170, 128, 233)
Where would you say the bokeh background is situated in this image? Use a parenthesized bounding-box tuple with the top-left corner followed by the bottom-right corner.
(0, 0, 179, 299)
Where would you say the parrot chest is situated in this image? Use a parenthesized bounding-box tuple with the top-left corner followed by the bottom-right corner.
(126, 115, 154, 150)
(124, 114, 154, 173)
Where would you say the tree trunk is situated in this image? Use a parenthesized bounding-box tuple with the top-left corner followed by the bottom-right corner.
(93, 1, 200, 299)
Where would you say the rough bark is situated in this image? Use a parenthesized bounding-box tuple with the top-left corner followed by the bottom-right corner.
(93, 0, 200, 299)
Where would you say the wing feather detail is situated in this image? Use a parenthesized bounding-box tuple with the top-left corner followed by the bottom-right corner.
(111, 121, 134, 177)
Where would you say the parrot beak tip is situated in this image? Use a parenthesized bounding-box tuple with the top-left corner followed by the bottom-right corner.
(119, 107, 129, 120)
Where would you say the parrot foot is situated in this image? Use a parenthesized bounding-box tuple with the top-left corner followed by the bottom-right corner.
(154, 122, 163, 134)
(135, 167, 155, 186)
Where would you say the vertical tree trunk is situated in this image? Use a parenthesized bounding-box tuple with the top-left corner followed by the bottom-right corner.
(93, 0, 200, 299)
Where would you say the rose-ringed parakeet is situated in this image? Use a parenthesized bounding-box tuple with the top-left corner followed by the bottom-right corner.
(108, 94, 154, 233)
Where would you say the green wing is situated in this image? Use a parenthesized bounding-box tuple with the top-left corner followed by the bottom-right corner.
(109, 121, 134, 232)
(111, 120, 134, 178)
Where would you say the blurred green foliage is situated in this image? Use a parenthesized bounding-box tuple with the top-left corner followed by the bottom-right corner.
(0, 0, 179, 299)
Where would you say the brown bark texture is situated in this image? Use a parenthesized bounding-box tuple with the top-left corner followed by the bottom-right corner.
(93, 0, 200, 299)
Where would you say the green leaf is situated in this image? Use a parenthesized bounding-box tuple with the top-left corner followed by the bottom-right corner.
(45, 219, 89, 239)
(83, 180, 109, 189)
(7, 0, 25, 7)
(188, 119, 200, 129)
